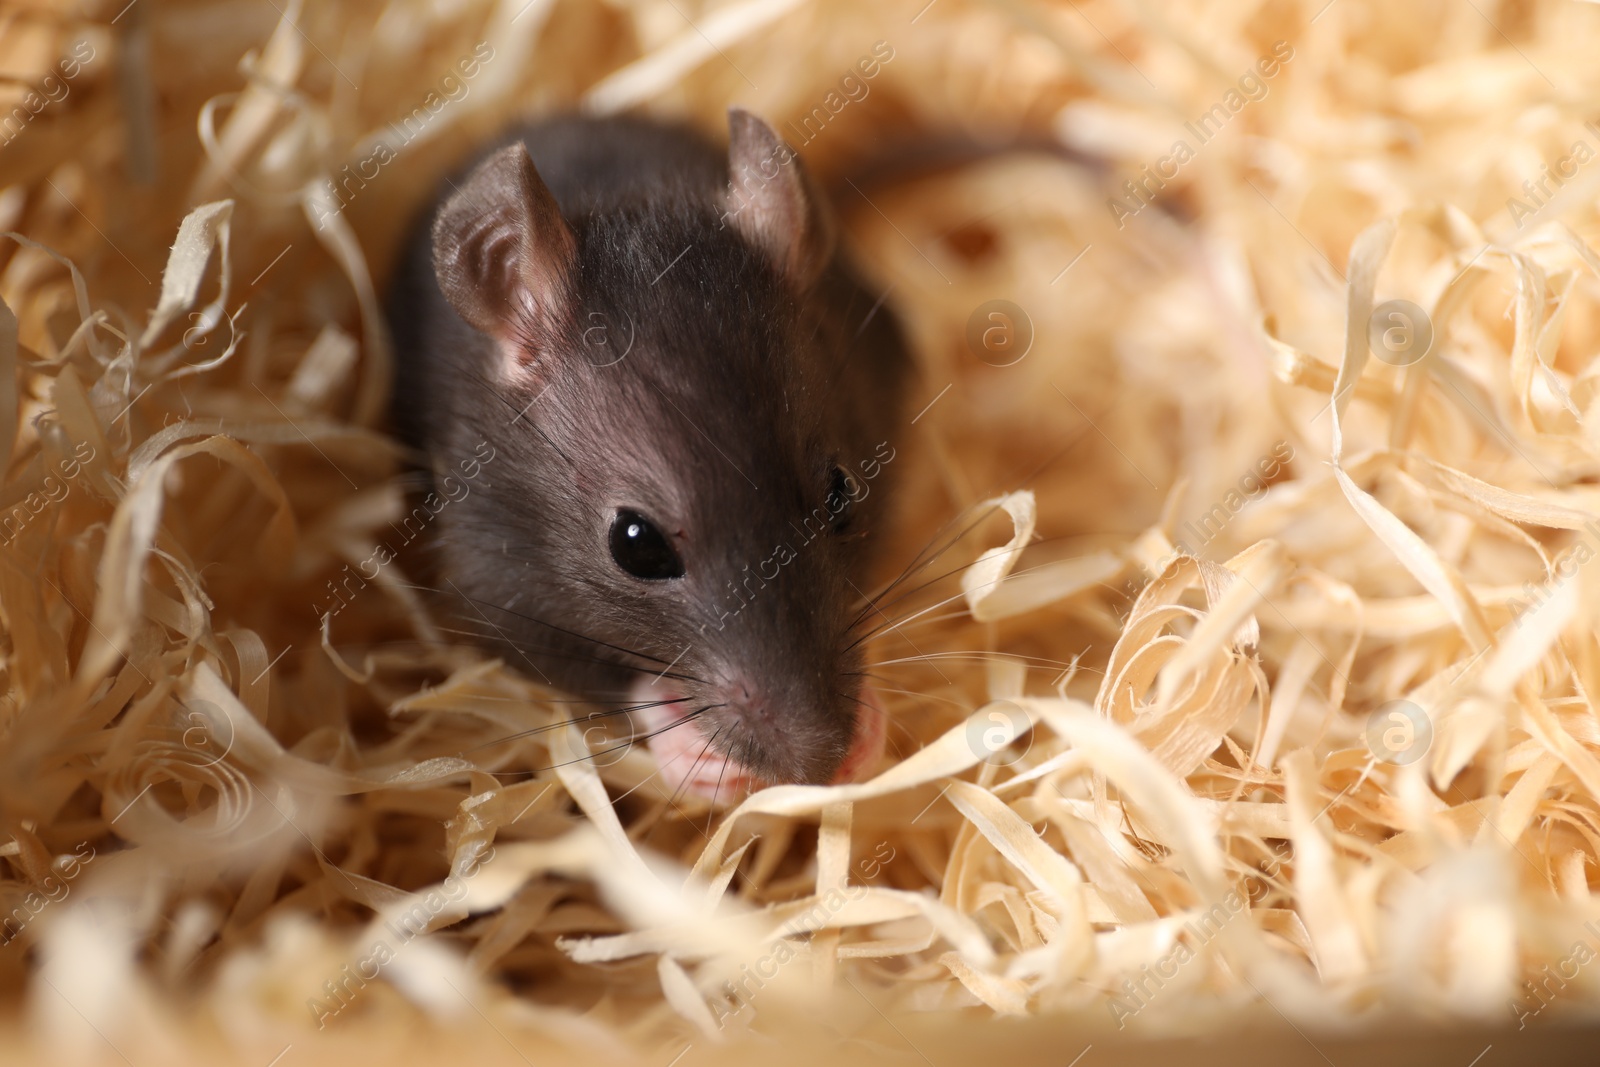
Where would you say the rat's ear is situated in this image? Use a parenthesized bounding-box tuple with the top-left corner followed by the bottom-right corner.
(432, 142, 576, 362)
(723, 108, 835, 289)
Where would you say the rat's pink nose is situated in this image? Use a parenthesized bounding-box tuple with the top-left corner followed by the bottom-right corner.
(722, 679, 774, 722)
(628, 677, 886, 797)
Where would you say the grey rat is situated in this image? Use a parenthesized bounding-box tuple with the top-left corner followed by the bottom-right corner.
(387, 110, 912, 795)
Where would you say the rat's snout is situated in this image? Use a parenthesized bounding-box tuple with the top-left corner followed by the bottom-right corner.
(629, 673, 887, 798)
(709, 673, 850, 785)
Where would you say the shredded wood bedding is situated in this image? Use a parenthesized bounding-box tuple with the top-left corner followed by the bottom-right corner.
(3, 0, 1600, 1061)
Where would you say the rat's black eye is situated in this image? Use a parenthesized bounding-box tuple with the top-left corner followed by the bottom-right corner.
(825, 466, 858, 532)
(609, 509, 684, 580)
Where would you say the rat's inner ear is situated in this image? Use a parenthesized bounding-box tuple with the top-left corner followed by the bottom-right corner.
(431, 142, 576, 370)
(723, 108, 836, 289)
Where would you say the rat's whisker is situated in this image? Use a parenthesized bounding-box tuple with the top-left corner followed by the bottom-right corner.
(847, 533, 1086, 645)
(848, 483, 1052, 628)
(834, 688, 876, 716)
(457, 696, 688, 754)
(867, 650, 1093, 672)
(833, 686, 960, 765)
(478, 703, 721, 778)
(842, 669, 896, 683)
(739, 732, 757, 801)
(433, 614, 707, 687)
(849, 422, 1113, 632)
(415, 692, 655, 704)
(847, 683, 974, 712)
(867, 607, 974, 632)
(862, 488, 1011, 600)
(434, 621, 684, 680)
(449, 591, 709, 683)
(845, 587, 974, 653)
(708, 722, 738, 821)
(846, 541, 1101, 656)
(666, 723, 725, 813)
(402, 578, 703, 680)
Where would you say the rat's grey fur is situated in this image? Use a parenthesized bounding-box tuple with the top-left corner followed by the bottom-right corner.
(388, 113, 910, 785)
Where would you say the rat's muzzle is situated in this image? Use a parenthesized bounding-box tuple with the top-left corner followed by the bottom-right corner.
(625, 679, 886, 800)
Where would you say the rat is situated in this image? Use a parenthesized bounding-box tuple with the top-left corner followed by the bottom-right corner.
(387, 110, 912, 798)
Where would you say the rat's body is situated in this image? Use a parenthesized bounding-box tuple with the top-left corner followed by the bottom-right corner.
(388, 113, 910, 794)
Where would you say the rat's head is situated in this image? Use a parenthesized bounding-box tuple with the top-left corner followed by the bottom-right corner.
(427, 111, 901, 790)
